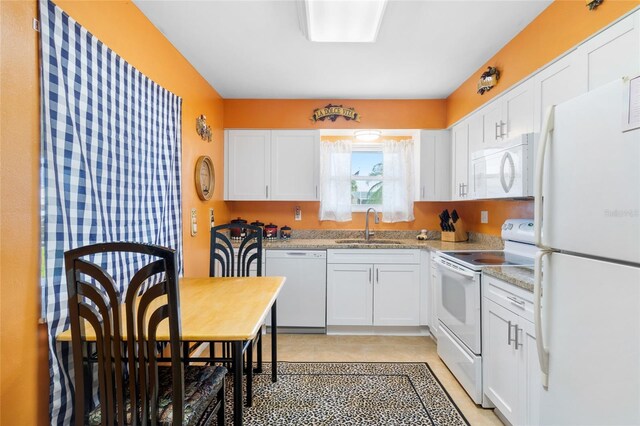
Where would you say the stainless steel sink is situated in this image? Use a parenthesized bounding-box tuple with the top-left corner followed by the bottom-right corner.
(335, 239, 403, 245)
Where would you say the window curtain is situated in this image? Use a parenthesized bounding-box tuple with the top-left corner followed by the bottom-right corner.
(382, 139, 415, 222)
(319, 140, 352, 221)
(39, 1, 183, 424)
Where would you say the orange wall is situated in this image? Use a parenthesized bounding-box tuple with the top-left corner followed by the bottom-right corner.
(0, 2, 42, 425)
(446, 0, 640, 125)
(55, 0, 230, 277)
(0, 1, 228, 424)
(223, 99, 530, 235)
(227, 200, 533, 236)
(224, 99, 447, 129)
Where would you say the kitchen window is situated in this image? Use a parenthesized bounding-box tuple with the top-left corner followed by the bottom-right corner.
(319, 137, 415, 222)
(351, 146, 383, 210)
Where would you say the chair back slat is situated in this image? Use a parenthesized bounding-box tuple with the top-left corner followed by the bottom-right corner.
(64, 242, 183, 426)
(75, 259, 126, 423)
(210, 223, 263, 278)
(77, 303, 110, 425)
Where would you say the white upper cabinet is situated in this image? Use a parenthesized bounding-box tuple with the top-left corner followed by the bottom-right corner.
(467, 112, 485, 154)
(270, 130, 320, 200)
(577, 11, 640, 92)
(532, 50, 583, 132)
(451, 121, 470, 200)
(225, 130, 271, 200)
(481, 80, 534, 145)
(225, 129, 320, 201)
(417, 130, 451, 201)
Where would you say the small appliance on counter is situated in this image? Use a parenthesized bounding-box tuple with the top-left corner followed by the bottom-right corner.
(280, 225, 292, 239)
(416, 229, 429, 240)
(230, 217, 247, 240)
(438, 209, 467, 242)
(264, 223, 278, 239)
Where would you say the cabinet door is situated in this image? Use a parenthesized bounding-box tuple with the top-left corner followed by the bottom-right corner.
(327, 263, 373, 326)
(419, 130, 451, 201)
(226, 130, 271, 200)
(418, 131, 436, 201)
(482, 100, 503, 145)
(504, 79, 534, 140)
(451, 122, 469, 200)
(373, 263, 420, 326)
(483, 299, 519, 425)
(532, 51, 583, 132)
(434, 130, 452, 201)
(578, 11, 640, 92)
(270, 130, 319, 200)
(467, 112, 484, 155)
(518, 319, 542, 426)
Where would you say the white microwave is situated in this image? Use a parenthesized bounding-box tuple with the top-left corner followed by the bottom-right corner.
(471, 133, 535, 199)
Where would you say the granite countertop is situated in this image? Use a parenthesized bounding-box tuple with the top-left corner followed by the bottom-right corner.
(483, 266, 535, 292)
(260, 238, 502, 251)
(248, 229, 503, 251)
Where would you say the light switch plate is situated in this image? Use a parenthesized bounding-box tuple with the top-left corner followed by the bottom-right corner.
(481, 210, 489, 224)
(295, 206, 302, 221)
(190, 208, 197, 236)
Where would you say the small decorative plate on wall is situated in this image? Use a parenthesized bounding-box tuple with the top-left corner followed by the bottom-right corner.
(195, 155, 215, 200)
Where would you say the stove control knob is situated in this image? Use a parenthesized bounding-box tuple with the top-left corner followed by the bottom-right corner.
(507, 224, 513, 230)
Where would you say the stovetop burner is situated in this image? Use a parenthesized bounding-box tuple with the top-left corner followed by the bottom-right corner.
(439, 250, 534, 270)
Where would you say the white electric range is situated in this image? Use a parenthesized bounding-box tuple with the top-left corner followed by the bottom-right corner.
(434, 219, 535, 405)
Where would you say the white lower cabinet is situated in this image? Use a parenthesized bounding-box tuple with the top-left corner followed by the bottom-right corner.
(327, 249, 421, 327)
(482, 275, 541, 426)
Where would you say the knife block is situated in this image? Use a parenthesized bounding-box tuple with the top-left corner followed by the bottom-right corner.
(441, 220, 468, 242)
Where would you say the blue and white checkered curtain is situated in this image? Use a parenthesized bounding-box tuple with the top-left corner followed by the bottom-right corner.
(39, 1, 183, 423)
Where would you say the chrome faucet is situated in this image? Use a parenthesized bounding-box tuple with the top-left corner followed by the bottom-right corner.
(365, 207, 380, 241)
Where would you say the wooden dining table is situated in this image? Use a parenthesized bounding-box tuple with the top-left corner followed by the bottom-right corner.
(57, 276, 286, 426)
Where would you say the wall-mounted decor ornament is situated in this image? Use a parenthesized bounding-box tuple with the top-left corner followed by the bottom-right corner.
(477, 67, 500, 95)
(586, 0, 603, 10)
(311, 104, 361, 123)
(196, 114, 213, 142)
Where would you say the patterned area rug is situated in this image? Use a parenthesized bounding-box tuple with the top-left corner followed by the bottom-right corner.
(224, 362, 469, 425)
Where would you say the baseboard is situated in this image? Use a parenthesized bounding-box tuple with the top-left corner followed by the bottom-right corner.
(326, 325, 430, 336)
(266, 326, 326, 334)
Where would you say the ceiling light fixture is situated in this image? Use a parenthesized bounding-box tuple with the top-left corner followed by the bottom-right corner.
(354, 130, 382, 141)
(299, 0, 388, 43)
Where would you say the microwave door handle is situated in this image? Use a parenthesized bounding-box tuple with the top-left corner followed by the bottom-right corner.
(500, 152, 516, 194)
(535, 105, 555, 249)
(534, 250, 551, 389)
(436, 258, 476, 279)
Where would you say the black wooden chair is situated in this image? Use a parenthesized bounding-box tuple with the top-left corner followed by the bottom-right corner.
(65, 242, 226, 426)
(208, 223, 264, 405)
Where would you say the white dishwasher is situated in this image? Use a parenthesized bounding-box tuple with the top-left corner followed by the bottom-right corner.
(265, 250, 326, 331)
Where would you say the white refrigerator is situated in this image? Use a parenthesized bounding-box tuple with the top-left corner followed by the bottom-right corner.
(534, 76, 640, 425)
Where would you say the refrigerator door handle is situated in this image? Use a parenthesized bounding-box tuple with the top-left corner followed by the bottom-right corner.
(534, 250, 551, 389)
(535, 105, 555, 249)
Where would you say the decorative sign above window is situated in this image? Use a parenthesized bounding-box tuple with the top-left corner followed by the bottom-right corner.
(196, 114, 213, 142)
(311, 104, 361, 123)
(586, 0, 603, 10)
(477, 67, 500, 95)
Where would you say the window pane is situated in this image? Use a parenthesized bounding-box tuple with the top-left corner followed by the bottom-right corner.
(351, 151, 383, 177)
(351, 179, 382, 205)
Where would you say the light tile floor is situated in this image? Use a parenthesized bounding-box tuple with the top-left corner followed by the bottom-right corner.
(259, 334, 503, 426)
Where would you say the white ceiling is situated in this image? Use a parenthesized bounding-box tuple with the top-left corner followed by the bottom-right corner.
(133, 0, 552, 99)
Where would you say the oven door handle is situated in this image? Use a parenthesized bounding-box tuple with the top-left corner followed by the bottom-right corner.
(435, 257, 477, 279)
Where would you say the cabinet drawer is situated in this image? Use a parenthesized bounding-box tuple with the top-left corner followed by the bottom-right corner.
(327, 249, 420, 264)
(483, 275, 534, 323)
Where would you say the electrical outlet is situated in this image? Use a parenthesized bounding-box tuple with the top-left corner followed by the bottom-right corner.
(190, 208, 197, 236)
(481, 210, 489, 224)
(209, 208, 215, 229)
(295, 206, 302, 221)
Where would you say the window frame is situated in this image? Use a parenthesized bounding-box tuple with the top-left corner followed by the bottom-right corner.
(350, 143, 384, 212)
